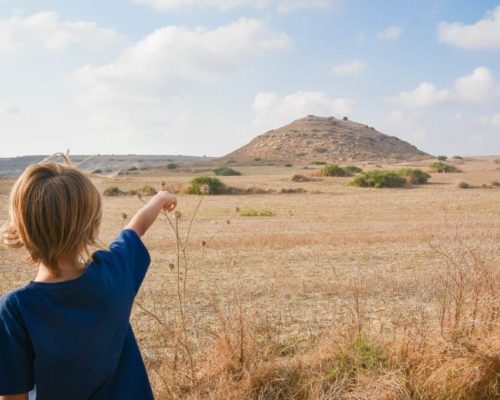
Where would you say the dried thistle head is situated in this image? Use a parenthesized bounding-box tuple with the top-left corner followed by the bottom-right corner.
(161, 181, 166, 190)
(226, 219, 231, 225)
(136, 192, 142, 200)
(174, 211, 182, 220)
(235, 207, 240, 213)
(199, 184, 209, 195)
(168, 262, 175, 270)
(201, 240, 207, 247)
(121, 212, 128, 220)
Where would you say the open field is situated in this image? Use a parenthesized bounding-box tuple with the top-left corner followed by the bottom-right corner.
(1, 157, 499, 399)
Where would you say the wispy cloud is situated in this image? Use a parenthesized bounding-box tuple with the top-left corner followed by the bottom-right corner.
(0, 11, 122, 53)
(377, 25, 402, 40)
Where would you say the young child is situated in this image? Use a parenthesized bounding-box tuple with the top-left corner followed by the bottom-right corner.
(0, 162, 177, 400)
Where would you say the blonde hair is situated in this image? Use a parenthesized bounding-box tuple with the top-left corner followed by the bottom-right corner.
(3, 162, 102, 273)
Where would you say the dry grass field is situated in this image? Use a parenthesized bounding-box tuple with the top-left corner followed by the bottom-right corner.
(1, 157, 499, 399)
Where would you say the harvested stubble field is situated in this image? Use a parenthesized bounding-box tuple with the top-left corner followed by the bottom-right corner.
(0, 157, 499, 399)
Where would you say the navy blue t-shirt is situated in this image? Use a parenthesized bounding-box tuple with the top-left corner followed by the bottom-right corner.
(0, 229, 154, 399)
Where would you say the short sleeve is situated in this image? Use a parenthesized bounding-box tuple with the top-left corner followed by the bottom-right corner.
(108, 228, 151, 295)
(0, 295, 34, 395)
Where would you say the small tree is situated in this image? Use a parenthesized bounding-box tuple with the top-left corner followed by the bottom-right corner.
(429, 162, 460, 173)
(320, 164, 348, 177)
(212, 167, 241, 176)
(188, 176, 226, 195)
(397, 168, 430, 184)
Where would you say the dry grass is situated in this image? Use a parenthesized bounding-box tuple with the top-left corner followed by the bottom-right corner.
(0, 157, 499, 399)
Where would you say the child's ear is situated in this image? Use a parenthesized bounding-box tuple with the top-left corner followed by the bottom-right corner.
(1, 222, 24, 248)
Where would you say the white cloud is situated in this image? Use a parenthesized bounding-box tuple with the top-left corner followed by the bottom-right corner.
(389, 82, 449, 108)
(75, 18, 291, 98)
(438, 6, 500, 49)
(253, 91, 355, 128)
(0, 11, 122, 53)
(133, 0, 340, 12)
(390, 67, 499, 109)
(377, 25, 402, 40)
(454, 67, 497, 102)
(479, 113, 500, 128)
(71, 19, 291, 152)
(331, 60, 366, 76)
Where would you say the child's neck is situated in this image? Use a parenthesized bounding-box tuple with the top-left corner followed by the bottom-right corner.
(35, 258, 87, 283)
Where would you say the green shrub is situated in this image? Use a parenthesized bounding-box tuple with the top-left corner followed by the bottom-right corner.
(320, 164, 348, 177)
(139, 185, 157, 196)
(494, 159, 500, 164)
(491, 180, 500, 187)
(213, 167, 241, 176)
(429, 162, 460, 173)
(284, 163, 293, 167)
(437, 155, 448, 161)
(350, 170, 407, 188)
(452, 155, 463, 160)
(397, 168, 430, 184)
(294, 152, 306, 157)
(188, 176, 226, 195)
(103, 186, 124, 196)
(457, 181, 471, 189)
(313, 147, 328, 153)
(311, 160, 327, 165)
(345, 165, 363, 174)
(92, 169, 102, 174)
(167, 163, 177, 169)
(240, 207, 275, 217)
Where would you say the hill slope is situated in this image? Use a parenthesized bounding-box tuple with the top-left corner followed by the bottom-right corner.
(223, 116, 430, 163)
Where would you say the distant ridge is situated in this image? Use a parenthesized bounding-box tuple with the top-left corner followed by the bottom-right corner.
(0, 154, 215, 177)
(222, 115, 431, 163)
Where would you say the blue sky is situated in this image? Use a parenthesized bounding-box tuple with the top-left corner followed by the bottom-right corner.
(1, 0, 499, 157)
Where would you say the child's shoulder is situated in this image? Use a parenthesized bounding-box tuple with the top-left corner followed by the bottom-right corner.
(0, 286, 30, 315)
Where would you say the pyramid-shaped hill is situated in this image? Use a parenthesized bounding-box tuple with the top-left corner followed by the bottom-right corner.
(222, 116, 431, 163)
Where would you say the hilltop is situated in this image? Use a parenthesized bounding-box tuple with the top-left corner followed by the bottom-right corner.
(222, 116, 431, 163)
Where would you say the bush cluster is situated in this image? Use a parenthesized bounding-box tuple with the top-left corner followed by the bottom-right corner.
(103, 186, 125, 196)
(319, 164, 364, 177)
(397, 168, 431, 184)
(188, 176, 226, 195)
(350, 170, 407, 188)
(319, 164, 349, 177)
(212, 167, 242, 176)
(429, 162, 460, 173)
(350, 168, 431, 188)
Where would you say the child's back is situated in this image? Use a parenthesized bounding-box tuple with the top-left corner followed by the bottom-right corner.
(0, 163, 177, 400)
